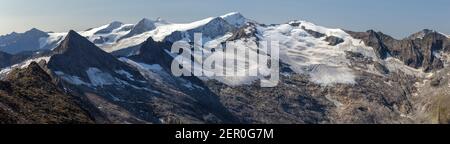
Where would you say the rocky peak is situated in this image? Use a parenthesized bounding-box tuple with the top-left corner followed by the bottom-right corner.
(408, 29, 438, 40)
(6, 62, 52, 88)
(25, 28, 46, 34)
(131, 37, 174, 69)
(53, 30, 101, 54)
(137, 18, 156, 29)
(48, 30, 144, 82)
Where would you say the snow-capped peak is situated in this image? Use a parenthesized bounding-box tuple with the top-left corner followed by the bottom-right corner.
(93, 21, 124, 35)
(137, 17, 169, 27)
(220, 12, 247, 28)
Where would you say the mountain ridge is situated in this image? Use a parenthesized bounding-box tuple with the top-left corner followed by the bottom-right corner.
(1, 12, 450, 124)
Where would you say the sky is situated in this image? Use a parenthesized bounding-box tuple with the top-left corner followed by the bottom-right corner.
(1, 0, 449, 38)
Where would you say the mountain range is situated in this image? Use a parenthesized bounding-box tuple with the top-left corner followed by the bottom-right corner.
(0, 12, 449, 124)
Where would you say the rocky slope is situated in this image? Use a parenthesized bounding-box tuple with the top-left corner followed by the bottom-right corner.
(0, 51, 32, 68)
(0, 62, 93, 124)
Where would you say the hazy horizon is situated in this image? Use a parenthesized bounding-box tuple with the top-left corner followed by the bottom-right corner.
(1, 0, 449, 38)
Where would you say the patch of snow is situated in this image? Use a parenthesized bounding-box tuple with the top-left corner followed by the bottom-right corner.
(382, 57, 426, 77)
(138, 63, 163, 71)
(181, 80, 204, 90)
(86, 67, 117, 86)
(113, 77, 161, 94)
(256, 21, 377, 86)
(55, 71, 90, 86)
(150, 17, 217, 41)
(202, 39, 268, 86)
(439, 32, 449, 38)
(19, 56, 51, 69)
(118, 57, 171, 83)
(0, 67, 12, 76)
(82, 23, 135, 52)
(115, 70, 135, 81)
(82, 23, 110, 36)
(204, 32, 233, 48)
(309, 65, 356, 86)
(41, 32, 66, 49)
(290, 20, 349, 38)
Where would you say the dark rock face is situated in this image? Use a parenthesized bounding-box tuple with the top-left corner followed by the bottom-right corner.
(325, 36, 344, 46)
(346, 29, 449, 72)
(0, 51, 31, 68)
(0, 28, 49, 54)
(301, 26, 326, 38)
(289, 22, 301, 27)
(129, 38, 173, 69)
(374, 62, 390, 74)
(0, 62, 93, 124)
(345, 30, 392, 59)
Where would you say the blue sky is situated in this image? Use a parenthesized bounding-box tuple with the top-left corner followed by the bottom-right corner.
(1, 0, 449, 38)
